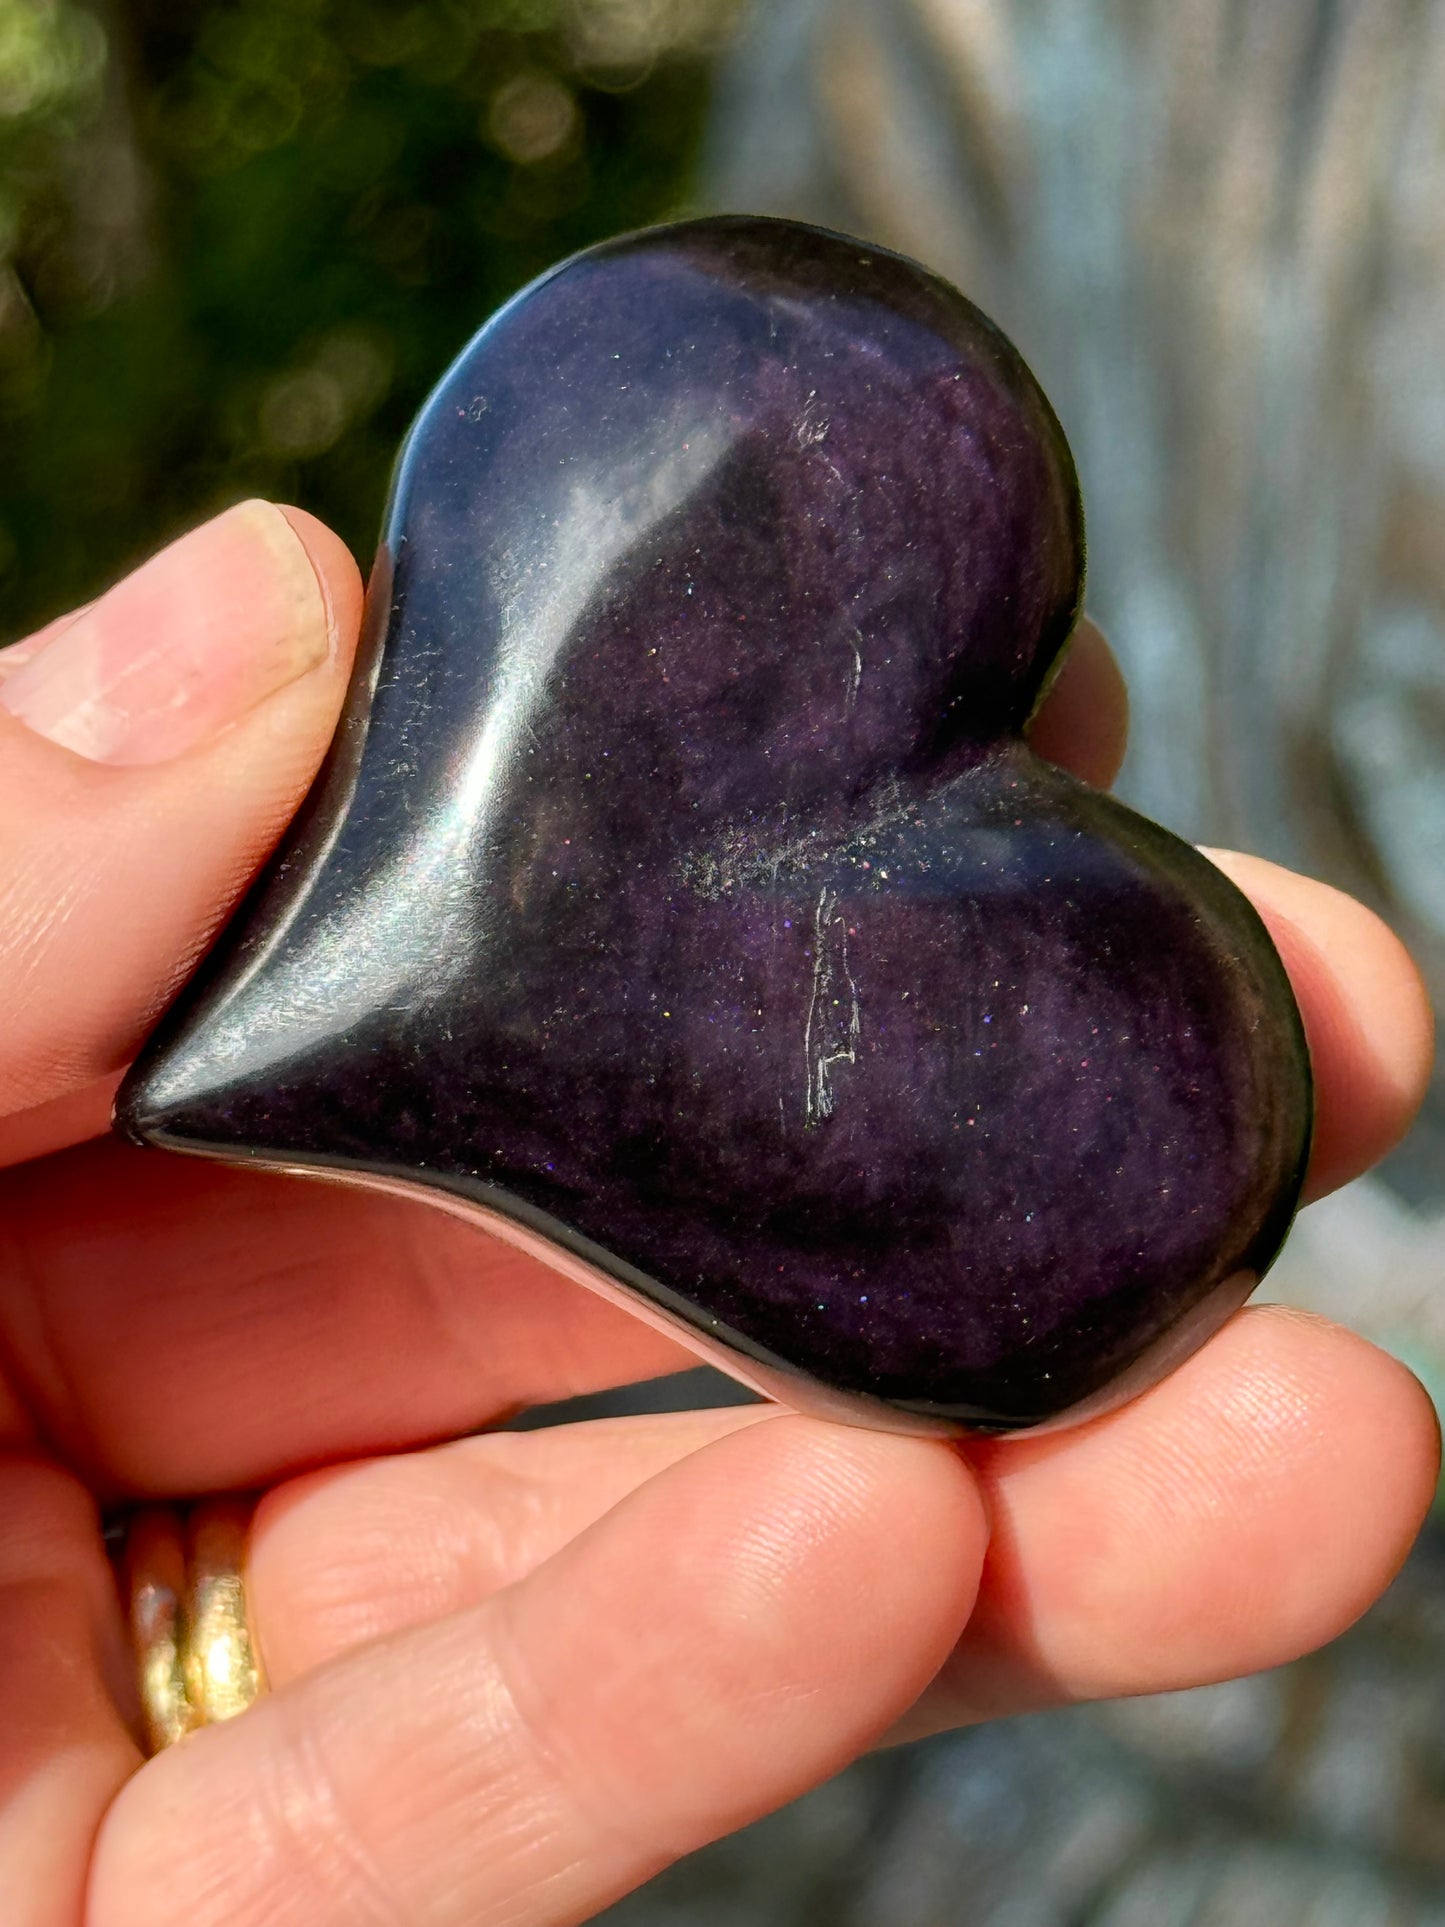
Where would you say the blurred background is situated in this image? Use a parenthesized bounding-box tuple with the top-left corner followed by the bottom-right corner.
(4, 0, 1444, 1920)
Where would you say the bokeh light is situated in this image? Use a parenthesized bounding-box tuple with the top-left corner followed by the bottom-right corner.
(0, 0, 743, 638)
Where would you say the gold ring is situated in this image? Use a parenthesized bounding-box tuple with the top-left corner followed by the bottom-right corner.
(121, 1497, 267, 1754)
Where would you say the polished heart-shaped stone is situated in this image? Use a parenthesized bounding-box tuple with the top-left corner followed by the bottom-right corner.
(116, 217, 1312, 1433)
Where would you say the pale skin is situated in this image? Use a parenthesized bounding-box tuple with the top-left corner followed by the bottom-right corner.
(0, 502, 1436, 1926)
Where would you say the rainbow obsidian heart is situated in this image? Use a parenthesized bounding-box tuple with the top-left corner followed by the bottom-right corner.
(116, 217, 1312, 1432)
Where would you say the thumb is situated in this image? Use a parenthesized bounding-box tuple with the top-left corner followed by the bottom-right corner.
(0, 501, 362, 1146)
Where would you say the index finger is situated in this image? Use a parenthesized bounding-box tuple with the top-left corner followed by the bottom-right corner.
(1204, 849, 1434, 1202)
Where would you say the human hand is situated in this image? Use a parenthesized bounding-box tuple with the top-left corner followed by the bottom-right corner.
(0, 505, 1435, 1925)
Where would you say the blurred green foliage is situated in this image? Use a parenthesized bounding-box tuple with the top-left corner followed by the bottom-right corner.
(0, 0, 732, 637)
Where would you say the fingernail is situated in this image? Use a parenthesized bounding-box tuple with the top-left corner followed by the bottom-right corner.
(0, 501, 333, 765)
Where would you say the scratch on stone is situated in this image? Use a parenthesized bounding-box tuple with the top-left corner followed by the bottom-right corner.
(843, 633, 863, 714)
(796, 388, 829, 448)
(804, 886, 861, 1124)
(679, 782, 913, 903)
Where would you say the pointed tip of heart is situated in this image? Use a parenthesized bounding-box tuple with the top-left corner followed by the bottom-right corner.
(113, 923, 353, 1161)
(113, 1062, 202, 1152)
(114, 1032, 248, 1159)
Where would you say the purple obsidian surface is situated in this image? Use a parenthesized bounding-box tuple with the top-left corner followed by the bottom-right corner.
(115, 216, 1312, 1431)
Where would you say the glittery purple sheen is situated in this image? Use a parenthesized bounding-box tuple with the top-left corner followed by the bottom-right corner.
(115, 218, 1311, 1430)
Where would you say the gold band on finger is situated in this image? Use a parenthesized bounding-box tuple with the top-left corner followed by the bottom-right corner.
(122, 1497, 267, 1754)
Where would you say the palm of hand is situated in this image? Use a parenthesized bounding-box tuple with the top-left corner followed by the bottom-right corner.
(0, 505, 1435, 1926)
